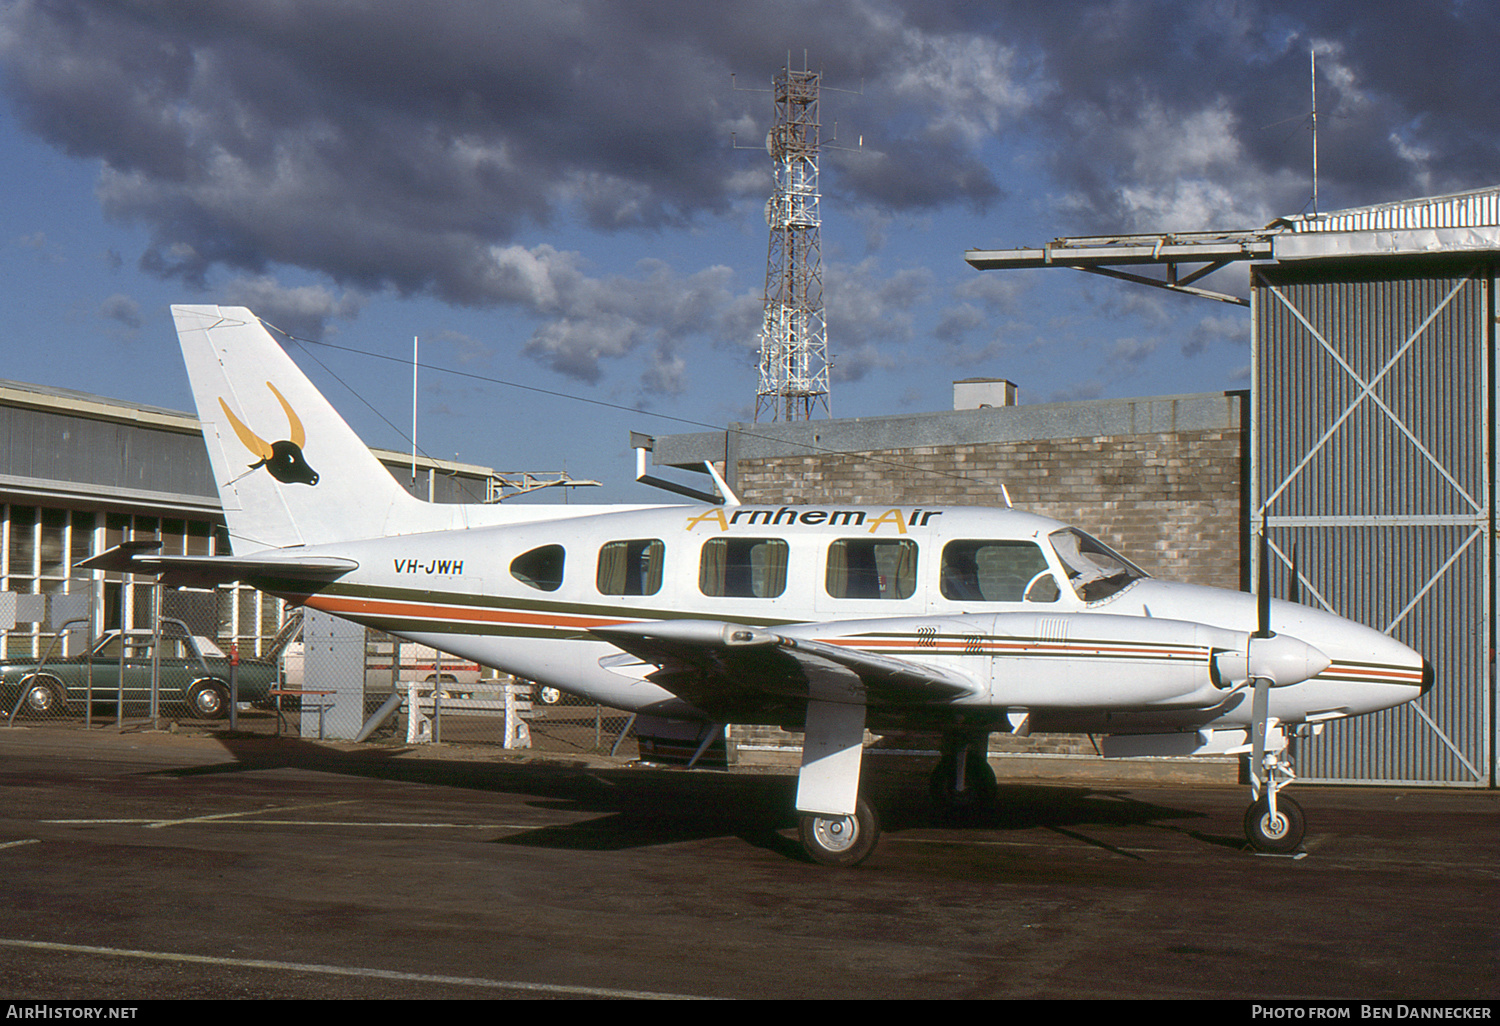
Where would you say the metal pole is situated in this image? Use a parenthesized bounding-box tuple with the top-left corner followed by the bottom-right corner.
(150, 583, 161, 724)
(229, 641, 239, 731)
(1310, 48, 1319, 216)
(116, 631, 125, 731)
(411, 336, 419, 488)
(85, 585, 94, 730)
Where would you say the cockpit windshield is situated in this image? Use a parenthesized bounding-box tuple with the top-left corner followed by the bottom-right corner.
(1048, 528, 1149, 602)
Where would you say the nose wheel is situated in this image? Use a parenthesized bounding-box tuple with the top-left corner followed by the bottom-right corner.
(1245, 793, 1305, 854)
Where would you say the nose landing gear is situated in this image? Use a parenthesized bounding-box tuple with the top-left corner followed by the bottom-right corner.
(1242, 692, 1307, 855)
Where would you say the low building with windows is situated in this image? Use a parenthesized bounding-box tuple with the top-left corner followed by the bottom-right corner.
(0, 377, 498, 659)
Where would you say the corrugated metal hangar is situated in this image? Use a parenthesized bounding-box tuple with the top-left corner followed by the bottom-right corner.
(970, 186, 1500, 789)
(651, 185, 1500, 789)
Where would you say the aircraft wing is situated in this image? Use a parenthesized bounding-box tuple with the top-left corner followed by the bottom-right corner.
(77, 540, 357, 588)
(591, 620, 981, 710)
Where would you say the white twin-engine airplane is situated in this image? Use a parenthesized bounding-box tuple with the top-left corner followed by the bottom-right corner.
(86, 306, 1431, 866)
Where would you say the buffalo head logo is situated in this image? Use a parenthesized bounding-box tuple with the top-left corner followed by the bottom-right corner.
(219, 383, 320, 485)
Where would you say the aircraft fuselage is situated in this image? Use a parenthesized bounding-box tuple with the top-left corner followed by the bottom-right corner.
(260, 501, 1425, 743)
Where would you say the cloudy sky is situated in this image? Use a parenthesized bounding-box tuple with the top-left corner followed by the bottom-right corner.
(2, 1, 1496, 502)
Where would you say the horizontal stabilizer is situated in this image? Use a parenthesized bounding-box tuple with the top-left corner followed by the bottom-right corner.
(591, 620, 980, 712)
(77, 541, 357, 588)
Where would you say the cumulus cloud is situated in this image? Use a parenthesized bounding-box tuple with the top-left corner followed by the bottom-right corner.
(2, 0, 1496, 402)
(221, 277, 365, 341)
(99, 293, 143, 330)
(482, 246, 762, 386)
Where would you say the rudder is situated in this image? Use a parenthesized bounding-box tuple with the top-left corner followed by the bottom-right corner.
(174, 305, 422, 552)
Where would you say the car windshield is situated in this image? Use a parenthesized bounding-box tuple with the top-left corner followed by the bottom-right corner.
(1048, 528, 1148, 602)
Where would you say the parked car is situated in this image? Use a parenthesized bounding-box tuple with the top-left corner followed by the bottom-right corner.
(0, 618, 276, 721)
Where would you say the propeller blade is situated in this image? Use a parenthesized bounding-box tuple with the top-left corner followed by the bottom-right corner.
(1255, 519, 1271, 638)
(1288, 543, 1300, 605)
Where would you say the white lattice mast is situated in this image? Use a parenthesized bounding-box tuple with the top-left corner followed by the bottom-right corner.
(756, 59, 830, 422)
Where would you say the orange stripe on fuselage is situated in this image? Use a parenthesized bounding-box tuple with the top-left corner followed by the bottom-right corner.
(304, 594, 638, 632)
(827, 637, 1204, 659)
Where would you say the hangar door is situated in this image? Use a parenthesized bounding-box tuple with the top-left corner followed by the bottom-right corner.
(1254, 259, 1492, 786)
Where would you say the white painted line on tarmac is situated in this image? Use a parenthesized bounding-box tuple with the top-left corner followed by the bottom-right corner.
(0, 937, 708, 1000)
(43, 799, 359, 829)
(0, 838, 40, 851)
(143, 799, 361, 828)
(43, 815, 571, 831)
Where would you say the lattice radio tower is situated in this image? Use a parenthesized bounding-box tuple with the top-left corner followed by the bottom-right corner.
(755, 59, 830, 422)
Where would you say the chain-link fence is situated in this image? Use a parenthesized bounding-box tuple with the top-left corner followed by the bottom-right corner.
(0, 582, 285, 732)
(3, 584, 641, 758)
(286, 609, 640, 756)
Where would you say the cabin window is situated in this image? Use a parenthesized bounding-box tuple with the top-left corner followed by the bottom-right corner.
(597, 539, 664, 596)
(940, 540, 1059, 603)
(510, 544, 565, 592)
(699, 538, 787, 598)
(1048, 528, 1147, 602)
(825, 539, 917, 600)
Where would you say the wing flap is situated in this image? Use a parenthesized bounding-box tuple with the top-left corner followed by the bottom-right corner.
(591, 620, 980, 710)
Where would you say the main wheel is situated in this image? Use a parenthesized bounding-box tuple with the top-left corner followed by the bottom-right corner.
(1244, 794, 1305, 854)
(798, 797, 880, 867)
(929, 745, 998, 814)
(186, 679, 230, 720)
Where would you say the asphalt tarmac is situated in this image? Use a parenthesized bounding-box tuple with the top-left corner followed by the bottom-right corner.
(0, 724, 1495, 1002)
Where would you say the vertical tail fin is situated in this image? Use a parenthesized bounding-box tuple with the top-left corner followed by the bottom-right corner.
(174, 305, 422, 551)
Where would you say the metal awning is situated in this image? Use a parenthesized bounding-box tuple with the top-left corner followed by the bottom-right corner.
(965, 185, 1500, 308)
(966, 230, 1275, 306)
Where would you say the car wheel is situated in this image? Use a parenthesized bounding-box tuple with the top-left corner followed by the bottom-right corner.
(186, 679, 230, 720)
(538, 686, 562, 705)
(19, 675, 66, 717)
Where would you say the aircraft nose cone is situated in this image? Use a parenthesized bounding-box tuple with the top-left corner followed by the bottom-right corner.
(1248, 633, 1332, 687)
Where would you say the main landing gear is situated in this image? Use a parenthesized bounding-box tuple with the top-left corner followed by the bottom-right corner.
(796, 731, 995, 867)
(929, 731, 997, 816)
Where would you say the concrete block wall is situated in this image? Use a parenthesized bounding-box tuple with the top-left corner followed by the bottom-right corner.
(733, 426, 1245, 591)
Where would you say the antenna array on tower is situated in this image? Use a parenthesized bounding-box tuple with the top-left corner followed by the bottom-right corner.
(755, 59, 831, 422)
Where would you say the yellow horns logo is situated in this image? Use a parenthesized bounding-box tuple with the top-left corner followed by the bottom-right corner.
(219, 382, 320, 486)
